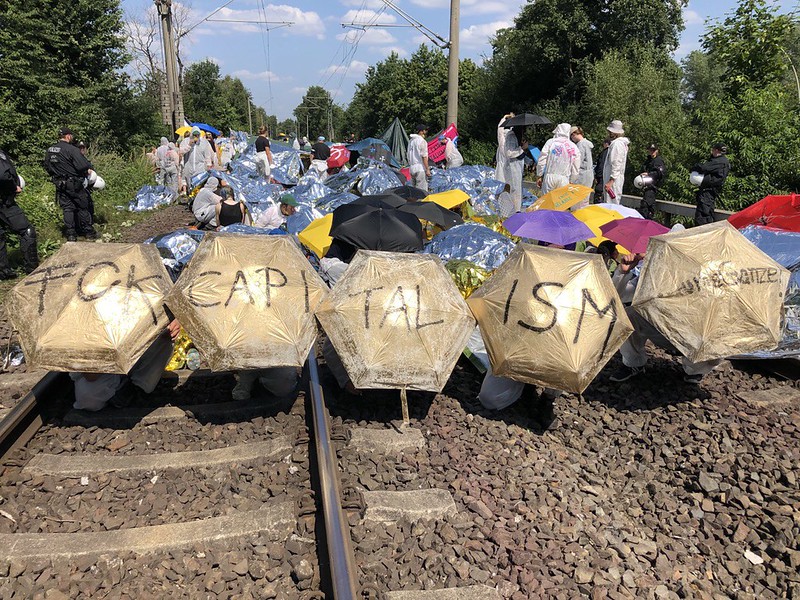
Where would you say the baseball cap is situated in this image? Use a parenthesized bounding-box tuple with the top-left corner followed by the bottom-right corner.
(438, 134, 446, 141)
(317, 136, 325, 142)
(647, 143, 659, 151)
(59, 127, 74, 137)
(415, 124, 428, 133)
(280, 193, 299, 207)
(712, 142, 727, 153)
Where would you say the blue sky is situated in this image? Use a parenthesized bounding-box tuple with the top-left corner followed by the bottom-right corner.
(122, 0, 797, 121)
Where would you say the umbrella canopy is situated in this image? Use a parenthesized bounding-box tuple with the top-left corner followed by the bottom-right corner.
(531, 184, 594, 211)
(175, 126, 192, 136)
(316, 251, 476, 391)
(298, 213, 333, 258)
(330, 204, 423, 252)
(502, 113, 552, 128)
(572, 206, 630, 252)
(467, 244, 633, 393)
(600, 218, 670, 254)
(351, 193, 406, 209)
(7, 242, 172, 373)
(327, 145, 350, 169)
(593, 203, 644, 219)
(386, 186, 428, 201)
(426, 189, 470, 210)
(397, 201, 464, 230)
(166, 233, 329, 370)
(192, 122, 222, 136)
(728, 193, 800, 232)
(503, 210, 593, 245)
(633, 221, 791, 362)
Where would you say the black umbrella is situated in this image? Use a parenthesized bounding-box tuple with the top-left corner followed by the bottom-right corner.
(386, 186, 428, 201)
(502, 113, 552, 128)
(331, 204, 423, 252)
(351, 193, 406, 209)
(397, 201, 463, 230)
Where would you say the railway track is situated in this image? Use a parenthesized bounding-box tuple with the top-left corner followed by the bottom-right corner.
(0, 355, 360, 599)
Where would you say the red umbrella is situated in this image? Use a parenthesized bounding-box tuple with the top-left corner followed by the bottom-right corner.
(600, 218, 670, 254)
(327, 145, 350, 169)
(728, 193, 800, 233)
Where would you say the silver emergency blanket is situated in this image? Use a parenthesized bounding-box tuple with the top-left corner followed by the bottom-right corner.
(421, 222, 516, 271)
(144, 229, 205, 280)
(315, 191, 359, 213)
(286, 206, 325, 235)
(735, 226, 800, 358)
(324, 159, 404, 196)
(230, 130, 250, 154)
(293, 178, 333, 207)
(428, 165, 496, 194)
(218, 224, 286, 236)
(129, 185, 177, 212)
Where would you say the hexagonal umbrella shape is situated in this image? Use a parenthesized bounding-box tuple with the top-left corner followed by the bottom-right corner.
(315, 251, 476, 392)
(633, 221, 791, 362)
(467, 244, 633, 393)
(7, 242, 172, 373)
(166, 233, 329, 371)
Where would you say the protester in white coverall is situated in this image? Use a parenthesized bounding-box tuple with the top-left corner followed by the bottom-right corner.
(602, 120, 629, 204)
(408, 124, 431, 192)
(440, 135, 464, 169)
(569, 126, 594, 210)
(495, 115, 528, 212)
(536, 123, 579, 195)
(192, 176, 222, 228)
(183, 127, 213, 193)
(154, 137, 170, 186)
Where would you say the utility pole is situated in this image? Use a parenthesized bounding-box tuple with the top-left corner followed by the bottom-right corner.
(446, 0, 459, 127)
(343, 0, 459, 128)
(247, 101, 253, 134)
(155, 0, 184, 132)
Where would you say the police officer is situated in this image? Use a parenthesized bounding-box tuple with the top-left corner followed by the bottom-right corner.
(43, 128, 96, 241)
(0, 147, 39, 278)
(692, 142, 731, 226)
(638, 143, 666, 220)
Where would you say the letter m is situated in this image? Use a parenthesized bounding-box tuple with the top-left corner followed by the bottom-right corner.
(573, 289, 619, 358)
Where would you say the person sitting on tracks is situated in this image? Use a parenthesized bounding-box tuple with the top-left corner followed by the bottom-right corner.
(71, 319, 182, 411)
(231, 368, 301, 402)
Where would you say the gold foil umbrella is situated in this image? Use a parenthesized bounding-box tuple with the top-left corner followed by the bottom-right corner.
(632, 221, 791, 362)
(316, 251, 476, 393)
(467, 244, 633, 393)
(166, 233, 329, 370)
(529, 184, 594, 212)
(7, 242, 172, 373)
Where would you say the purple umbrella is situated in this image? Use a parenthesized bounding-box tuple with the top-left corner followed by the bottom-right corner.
(600, 218, 670, 254)
(503, 210, 594, 246)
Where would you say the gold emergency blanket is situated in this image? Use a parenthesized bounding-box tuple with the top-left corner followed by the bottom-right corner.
(467, 244, 633, 393)
(316, 251, 476, 392)
(632, 221, 791, 362)
(166, 233, 329, 371)
(7, 242, 172, 373)
(446, 260, 491, 299)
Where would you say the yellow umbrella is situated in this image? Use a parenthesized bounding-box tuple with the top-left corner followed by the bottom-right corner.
(572, 205, 629, 253)
(426, 189, 469, 210)
(298, 213, 333, 258)
(175, 126, 192, 136)
(529, 184, 593, 212)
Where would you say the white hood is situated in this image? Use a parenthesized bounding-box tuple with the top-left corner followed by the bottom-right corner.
(553, 123, 571, 137)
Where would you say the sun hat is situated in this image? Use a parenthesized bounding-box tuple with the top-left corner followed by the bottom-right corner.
(280, 193, 299, 207)
(606, 120, 624, 135)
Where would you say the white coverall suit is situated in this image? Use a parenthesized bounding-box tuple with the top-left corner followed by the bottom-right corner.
(495, 118, 525, 212)
(536, 123, 580, 196)
(602, 137, 630, 204)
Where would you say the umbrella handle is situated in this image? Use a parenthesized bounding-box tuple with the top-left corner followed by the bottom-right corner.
(400, 387, 409, 428)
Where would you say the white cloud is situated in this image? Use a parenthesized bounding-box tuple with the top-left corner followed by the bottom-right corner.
(407, 0, 524, 15)
(232, 69, 281, 82)
(337, 28, 397, 45)
(197, 5, 325, 38)
(205, 56, 224, 66)
(460, 21, 510, 49)
(674, 41, 702, 60)
(291, 86, 308, 94)
(340, 9, 397, 24)
(320, 60, 369, 78)
(683, 8, 704, 26)
(340, 0, 386, 7)
(373, 45, 409, 58)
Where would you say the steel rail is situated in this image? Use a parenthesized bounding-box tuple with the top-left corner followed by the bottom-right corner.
(0, 372, 66, 462)
(307, 352, 359, 600)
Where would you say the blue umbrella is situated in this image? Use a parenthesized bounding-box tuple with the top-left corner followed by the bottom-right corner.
(192, 122, 222, 136)
(503, 210, 593, 246)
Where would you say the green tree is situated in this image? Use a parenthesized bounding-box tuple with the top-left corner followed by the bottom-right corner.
(294, 86, 337, 140)
(0, 0, 133, 162)
(702, 0, 794, 96)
